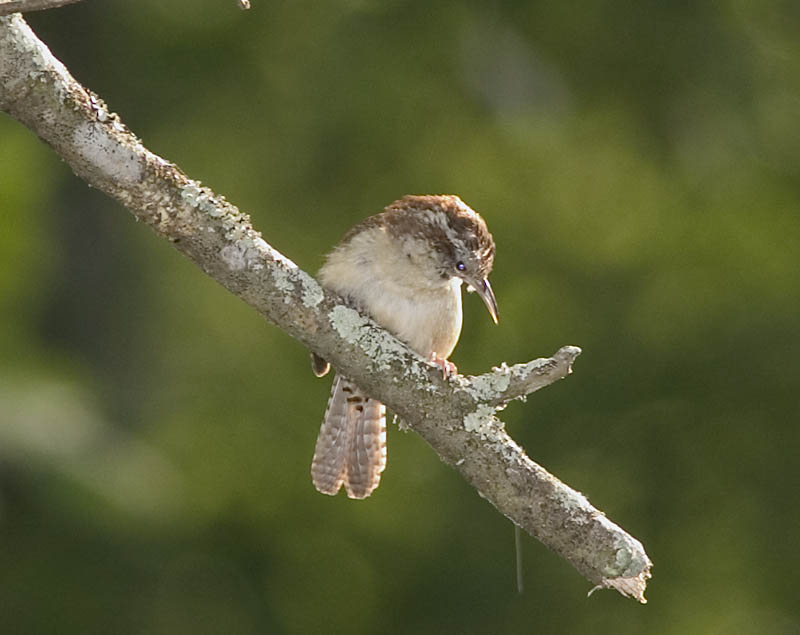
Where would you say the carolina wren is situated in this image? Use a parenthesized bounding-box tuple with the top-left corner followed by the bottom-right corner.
(310, 195, 498, 499)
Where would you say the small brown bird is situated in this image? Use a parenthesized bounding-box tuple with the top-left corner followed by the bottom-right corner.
(310, 195, 498, 499)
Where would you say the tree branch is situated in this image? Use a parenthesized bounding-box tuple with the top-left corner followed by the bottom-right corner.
(0, 0, 84, 17)
(0, 14, 652, 602)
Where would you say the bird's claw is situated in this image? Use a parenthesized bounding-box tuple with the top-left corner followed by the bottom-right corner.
(429, 353, 457, 378)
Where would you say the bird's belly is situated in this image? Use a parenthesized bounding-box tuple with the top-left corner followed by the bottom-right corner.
(362, 282, 463, 358)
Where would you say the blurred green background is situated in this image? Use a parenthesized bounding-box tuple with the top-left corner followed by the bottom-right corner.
(2, 1, 799, 633)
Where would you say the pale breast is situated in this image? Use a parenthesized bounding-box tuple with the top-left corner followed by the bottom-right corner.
(364, 278, 463, 357)
(320, 228, 464, 358)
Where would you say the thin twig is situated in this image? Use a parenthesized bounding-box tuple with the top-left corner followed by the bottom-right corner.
(0, 0, 84, 17)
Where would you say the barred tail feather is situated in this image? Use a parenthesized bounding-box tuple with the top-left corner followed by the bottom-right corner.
(311, 375, 350, 495)
(344, 395, 386, 499)
(310, 375, 386, 499)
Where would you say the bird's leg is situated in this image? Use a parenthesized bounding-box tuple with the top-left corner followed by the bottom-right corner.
(428, 352, 457, 378)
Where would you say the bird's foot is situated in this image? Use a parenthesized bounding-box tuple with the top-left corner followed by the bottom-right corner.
(429, 353, 457, 378)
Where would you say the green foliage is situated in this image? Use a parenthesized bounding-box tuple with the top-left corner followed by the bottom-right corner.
(1, 1, 799, 632)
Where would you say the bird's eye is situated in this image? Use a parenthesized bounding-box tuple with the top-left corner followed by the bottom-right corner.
(456, 261, 466, 272)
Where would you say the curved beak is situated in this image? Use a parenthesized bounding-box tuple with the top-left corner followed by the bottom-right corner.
(475, 278, 499, 324)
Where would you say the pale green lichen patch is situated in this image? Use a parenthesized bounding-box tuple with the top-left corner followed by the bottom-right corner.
(463, 405, 522, 462)
(591, 535, 651, 603)
(463, 404, 503, 440)
(180, 182, 225, 217)
(179, 181, 244, 224)
(460, 364, 512, 400)
(271, 265, 295, 297)
(585, 517, 651, 601)
(329, 306, 368, 341)
(298, 271, 324, 307)
(457, 353, 574, 404)
(602, 525, 650, 578)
